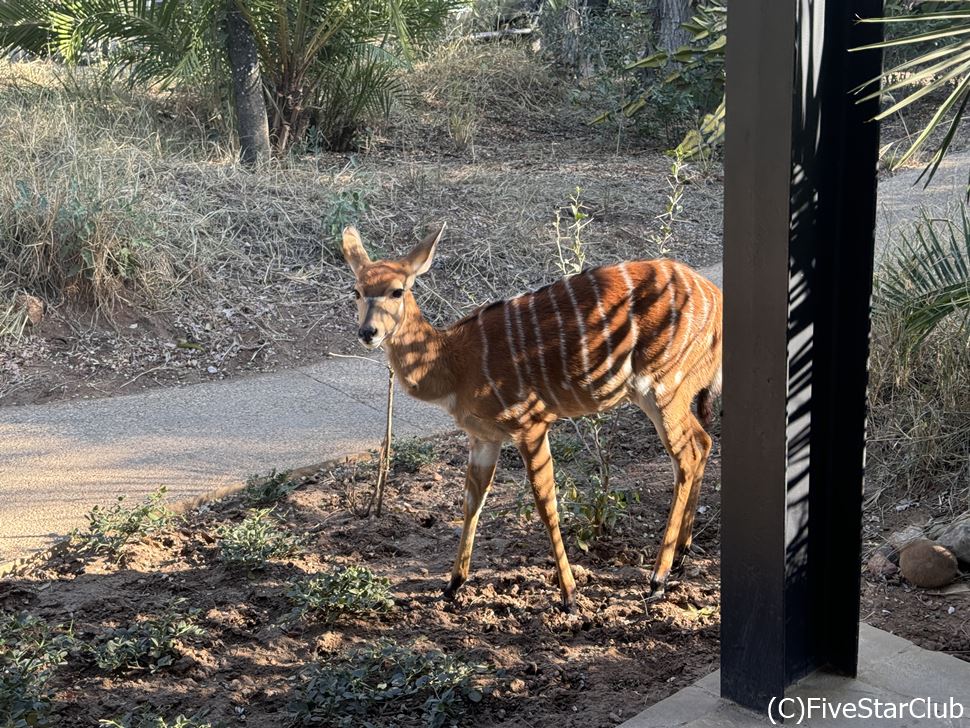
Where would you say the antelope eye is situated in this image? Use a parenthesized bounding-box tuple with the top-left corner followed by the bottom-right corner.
(391, 288, 405, 299)
(352, 289, 360, 299)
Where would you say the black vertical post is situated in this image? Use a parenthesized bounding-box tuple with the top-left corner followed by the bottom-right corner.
(721, 0, 883, 714)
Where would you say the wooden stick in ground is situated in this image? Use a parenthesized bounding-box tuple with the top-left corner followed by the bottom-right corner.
(371, 366, 395, 517)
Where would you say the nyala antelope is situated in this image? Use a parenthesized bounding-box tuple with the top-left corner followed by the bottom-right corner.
(342, 224, 722, 610)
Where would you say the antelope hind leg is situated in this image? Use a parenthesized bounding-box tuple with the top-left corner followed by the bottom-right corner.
(516, 428, 577, 612)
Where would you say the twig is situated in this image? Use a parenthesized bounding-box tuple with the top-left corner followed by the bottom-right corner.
(119, 364, 169, 389)
(327, 351, 385, 366)
(368, 366, 395, 517)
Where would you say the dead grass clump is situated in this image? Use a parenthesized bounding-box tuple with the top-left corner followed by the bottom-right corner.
(867, 311, 970, 509)
(396, 42, 575, 150)
(0, 62, 222, 319)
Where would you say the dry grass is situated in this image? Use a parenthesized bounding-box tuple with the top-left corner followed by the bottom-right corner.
(0, 48, 724, 403)
(867, 309, 970, 511)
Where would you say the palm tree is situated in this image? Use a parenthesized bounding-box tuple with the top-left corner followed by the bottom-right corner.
(0, 0, 454, 155)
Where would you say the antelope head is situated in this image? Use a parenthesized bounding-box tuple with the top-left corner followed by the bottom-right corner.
(341, 224, 445, 349)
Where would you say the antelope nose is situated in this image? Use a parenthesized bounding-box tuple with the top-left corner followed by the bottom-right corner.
(359, 325, 378, 343)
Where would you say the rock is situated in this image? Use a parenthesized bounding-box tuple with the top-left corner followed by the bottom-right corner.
(935, 519, 970, 568)
(867, 551, 898, 577)
(888, 524, 925, 551)
(875, 541, 899, 565)
(899, 539, 959, 588)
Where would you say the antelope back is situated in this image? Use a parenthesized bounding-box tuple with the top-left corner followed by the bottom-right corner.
(459, 260, 722, 420)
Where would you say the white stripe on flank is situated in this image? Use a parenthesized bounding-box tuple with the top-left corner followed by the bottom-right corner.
(618, 262, 640, 350)
(503, 300, 526, 396)
(669, 272, 695, 368)
(478, 309, 508, 409)
(547, 284, 571, 391)
(588, 271, 614, 368)
(529, 293, 562, 409)
(563, 275, 591, 388)
(667, 267, 680, 352)
(511, 297, 536, 385)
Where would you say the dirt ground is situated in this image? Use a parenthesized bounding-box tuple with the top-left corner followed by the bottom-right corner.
(2, 401, 967, 726)
(1, 412, 722, 727)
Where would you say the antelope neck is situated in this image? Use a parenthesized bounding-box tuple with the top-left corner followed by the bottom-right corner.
(384, 291, 455, 401)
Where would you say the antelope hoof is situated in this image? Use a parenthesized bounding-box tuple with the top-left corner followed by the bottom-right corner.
(560, 590, 576, 613)
(443, 575, 465, 601)
(646, 575, 667, 603)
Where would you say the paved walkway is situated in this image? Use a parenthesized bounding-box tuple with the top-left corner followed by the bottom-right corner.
(1, 154, 967, 564)
(0, 357, 452, 562)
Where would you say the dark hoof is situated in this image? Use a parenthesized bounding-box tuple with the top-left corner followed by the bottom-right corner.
(443, 575, 464, 601)
(560, 594, 576, 613)
(645, 575, 667, 603)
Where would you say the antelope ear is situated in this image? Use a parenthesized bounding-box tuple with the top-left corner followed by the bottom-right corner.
(404, 223, 445, 277)
(341, 226, 371, 273)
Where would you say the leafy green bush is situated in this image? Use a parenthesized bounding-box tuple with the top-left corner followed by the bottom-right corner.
(392, 438, 436, 473)
(0, 612, 71, 728)
(72, 487, 175, 559)
(291, 642, 490, 728)
(243, 469, 298, 507)
(99, 715, 214, 728)
(88, 601, 204, 673)
(217, 508, 303, 569)
(287, 566, 394, 623)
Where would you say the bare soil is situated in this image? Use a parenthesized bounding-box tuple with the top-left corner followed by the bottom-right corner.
(2, 413, 722, 727)
(2, 406, 967, 725)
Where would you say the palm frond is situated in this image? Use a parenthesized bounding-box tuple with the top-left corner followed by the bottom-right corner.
(876, 204, 970, 347)
(0, 0, 54, 55)
(853, 3, 970, 192)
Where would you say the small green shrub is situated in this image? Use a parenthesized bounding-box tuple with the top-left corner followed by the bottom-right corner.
(243, 469, 298, 507)
(559, 474, 639, 553)
(392, 438, 436, 473)
(291, 642, 490, 728)
(323, 189, 368, 250)
(99, 715, 214, 728)
(73, 487, 175, 558)
(217, 508, 303, 569)
(88, 601, 204, 674)
(0, 612, 71, 728)
(287, 566, 394, 623)
(556, 414, 638, 551)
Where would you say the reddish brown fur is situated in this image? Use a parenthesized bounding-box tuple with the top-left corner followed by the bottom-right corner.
(343, 225, 722, 609)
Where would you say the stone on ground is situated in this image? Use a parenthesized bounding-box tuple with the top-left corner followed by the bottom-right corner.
(935, 518, 970, 568)
(899, 538, 959, 588)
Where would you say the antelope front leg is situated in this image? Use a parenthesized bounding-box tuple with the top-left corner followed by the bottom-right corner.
(516, 428, 577, 612)
(444, 438, 501, 600)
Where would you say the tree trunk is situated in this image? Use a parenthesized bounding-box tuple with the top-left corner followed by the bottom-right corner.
(225, 1, 270, 168)
(654, 0, 693, 54)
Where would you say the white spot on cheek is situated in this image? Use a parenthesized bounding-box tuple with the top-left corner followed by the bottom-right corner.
(674, 371, 683, 386)
(656, 382, 667, 396)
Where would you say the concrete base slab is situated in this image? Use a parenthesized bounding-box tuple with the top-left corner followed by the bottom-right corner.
(619, 623, 970, 727)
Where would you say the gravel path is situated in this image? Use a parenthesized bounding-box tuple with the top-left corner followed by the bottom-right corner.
(1, 153, 967, 565)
